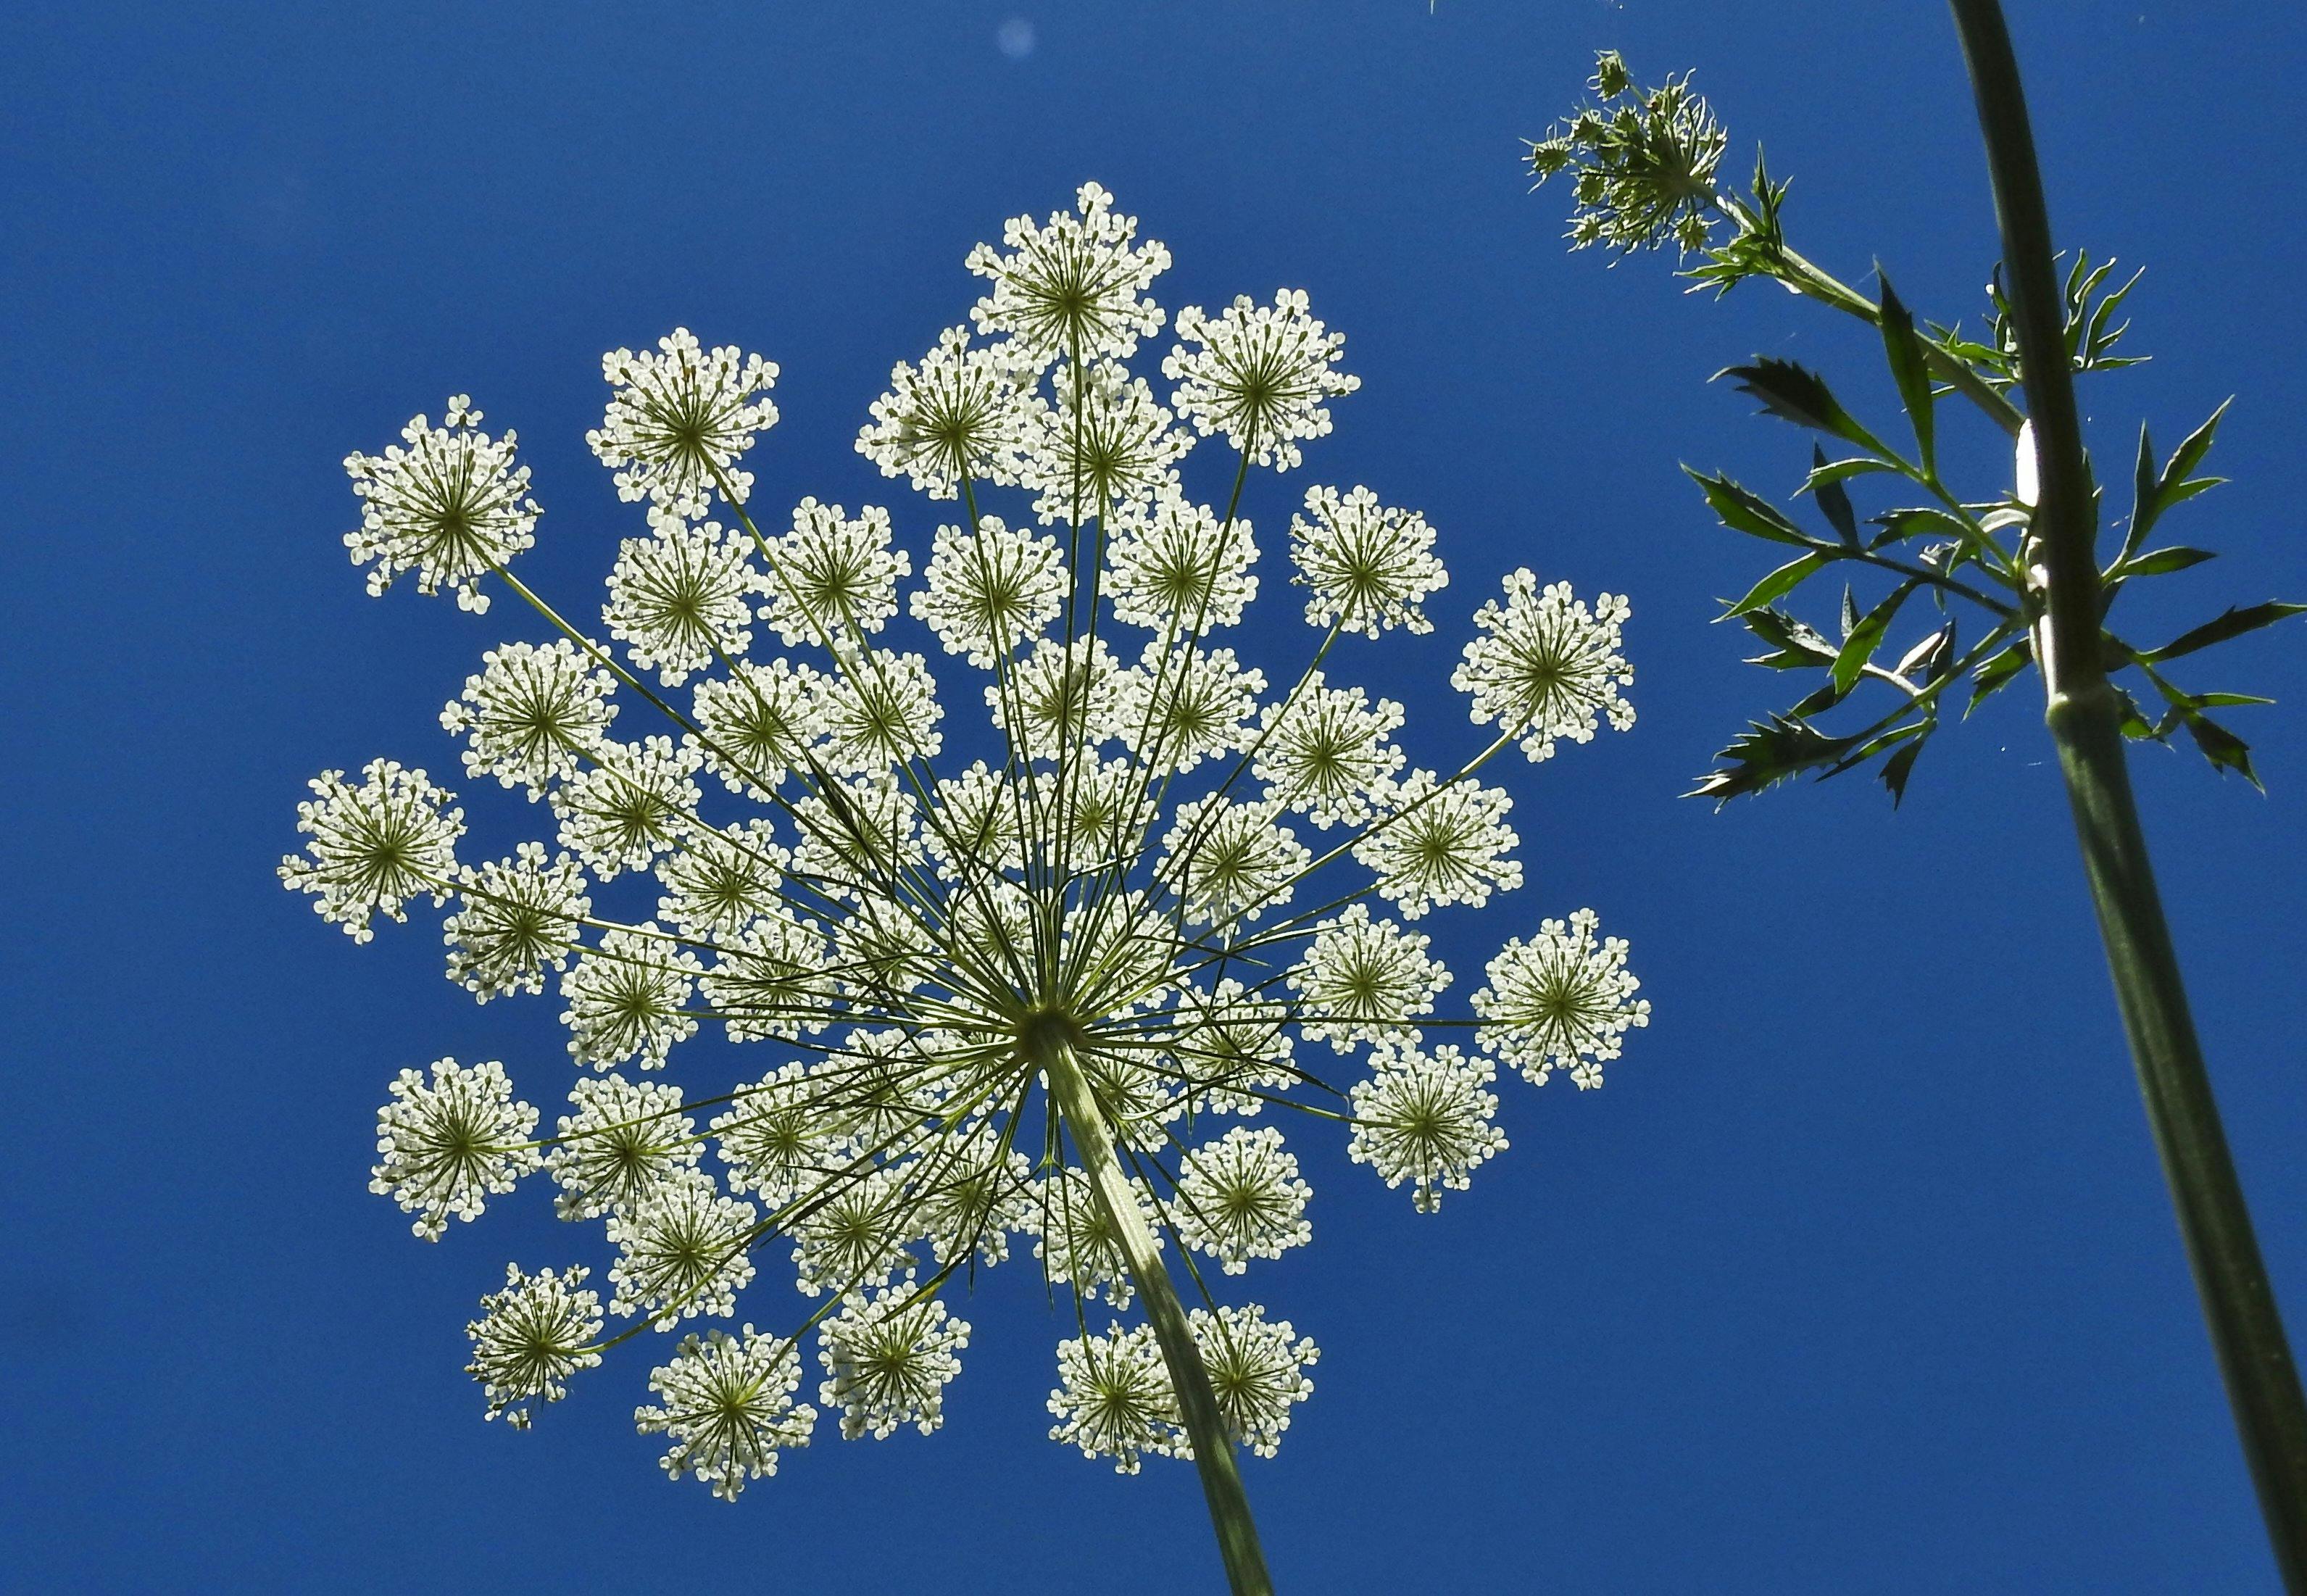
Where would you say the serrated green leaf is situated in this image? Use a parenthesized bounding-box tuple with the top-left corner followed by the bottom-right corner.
(1966, 636, 2032, 715)
(1805, 446, 1861, 545)
(2185, 712, 2261, 789)
(1723, 550, 1834, 618)
(2141, 602, 2307, 664)
(2118, 546, 2216, 578)
(1831, 580, 1919, 694)
(1687, 468, 1823, 548)
(1878, 274, 1937, 475)
(1799, 456, 1896, 491)
(1717, 358, 1895, 459)
(1686, 713, 1859, 805)
(1879, 729, 1929, 805)
(1742, 605, 1838, 668)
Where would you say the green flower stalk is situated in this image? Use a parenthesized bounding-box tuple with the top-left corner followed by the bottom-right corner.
(1531, 16, 2307, 1584)
(283, 183, 1652, 1593)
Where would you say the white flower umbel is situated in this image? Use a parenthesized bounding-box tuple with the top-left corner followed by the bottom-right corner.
(1165, 291, 1360, 470)
(1473, 907, 1653, 1089)
(589, 329, 780, 520)
(636, 1326, 816, 1500)
(467, 1263, 604, 1426)
(1455, 573, 1636, 762)
(370, 1058, 541, 1240)
(817, 1286, 971, 1440)
(294, 187, 1645, 1568)
(344, 397, 538, 613)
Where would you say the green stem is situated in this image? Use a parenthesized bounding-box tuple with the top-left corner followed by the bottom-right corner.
(1030, 1022, 1275, 1596)
(1947, 3, 2307, 1584)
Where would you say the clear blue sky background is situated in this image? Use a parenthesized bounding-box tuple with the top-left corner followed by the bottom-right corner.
(7, 2, 2306, 1590)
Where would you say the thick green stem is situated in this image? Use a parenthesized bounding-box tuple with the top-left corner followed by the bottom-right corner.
(1032, 1025, 1276, 1596)
(1948, 3, 2307, 1584)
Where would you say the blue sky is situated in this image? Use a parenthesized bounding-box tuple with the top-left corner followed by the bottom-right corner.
(6, 2, 2306, 1590)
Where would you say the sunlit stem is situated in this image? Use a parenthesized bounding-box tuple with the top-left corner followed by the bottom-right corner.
(1028, 1021, 1274, 1596)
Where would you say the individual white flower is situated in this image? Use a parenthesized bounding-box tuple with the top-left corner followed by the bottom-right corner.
(909, 516, 1065, 667)
(699, 911, 833, 1043)
(1175, 1127, 1313, 1275)
(1347, 1042, 1508, 1213)
(653, 820, 787, 937)
(967, 180, 1170, 367)
(1187, 1305, 1318, 1458)
(547, 1074, 702, 1221)
(1023, 360, 1191, 523)
(710, 1063, 841, 1207)
(818, 649, 945, 773)
(756, 498, 910, 647)
(690, 660, 829, 799)
(1289, 905, 1450, 1053)
(559, 926, 702, 1072)
(1161, 797, 1309, 927)
(344, 399, 539, 612)
(589, 329, 779, 519)
(1047, 1321, 1179, 1474)
(602, 515, 760, 687)
(1454, 573, 1635, 760)
(549, 736, 702, 879)
(370, 1058, 541, 1240)
(791, 1163, 924, 1297)
(466, 1263, 604, 1426)
(1289, 485, 1447, 637)
(1354, 771, 1521, 920)
(1104, 494, 1258, 631)
(438, 639, 619, 797)
(444, 843, 590, 1000)
(280, 760, 462, 944)
(1252, 674, 1406, 829)
(1164, 290, 1359, 470)
(607, 1170, 760, 1328)
(1128, 641, 1265, 776)
(635, 1325, 815, 1500)
(856, 325, 1034, 497)
(1473, 907, 1650, 1089)
(986, 636, 1138, 759)
(817, 1287, 971, 1439)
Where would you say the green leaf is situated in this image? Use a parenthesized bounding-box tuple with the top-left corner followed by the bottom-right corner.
(1879, 726, 1930, 805)
(2160, 399, 2229, 500)
(2140, 601, 2307, 664)
(1723, 550, 1834, 618)
(1831, 580, 1919, 694)
(2185, 712, 2262, 789)
(2194, 692, 2277, 709)
(2118, 546, 2216, 578)
(1877, 274, 1936, 475)
(1742, 605, 1839, 668)
(1965, 636, 2032, 715)
(1804, 446, 1861, 545)
(1686, 713, 1858, 805)
(1717, 358, 1895, 460)
(1800, 455, 1897, 492)
(2124, 423, 2158, 560)
(1687, 468, 1824, 548)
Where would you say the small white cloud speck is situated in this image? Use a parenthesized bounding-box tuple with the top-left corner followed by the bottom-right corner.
(996, 17, 1036, 59)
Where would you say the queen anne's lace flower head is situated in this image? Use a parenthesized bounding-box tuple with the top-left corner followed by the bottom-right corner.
(467, 1264, 604, 1426)
(589, 330, 780, 519)
(370, 1058, 541, 1239)
(344, 398, 539, 613)
(1455, 572, 1636, 761)
(1289, 485, 1449, 637)
(857, 326, 1034, 499)
(440, 640, 619, 797)
(968, 181, 1171, 367)
(635, 1326, 816, 1500)
(295, 184, 1647, 1508)
(1474, 907, 1652, 1089)
(1165, 291, 1360, 470)
(280, 760, 463, 943)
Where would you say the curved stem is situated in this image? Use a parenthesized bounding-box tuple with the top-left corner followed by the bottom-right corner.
(1948, 3, 2307, 1585)
(1031, 1027, 1276, 1596)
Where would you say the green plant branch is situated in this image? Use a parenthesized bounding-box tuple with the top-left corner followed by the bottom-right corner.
(1946, 2, 2307, 1585)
